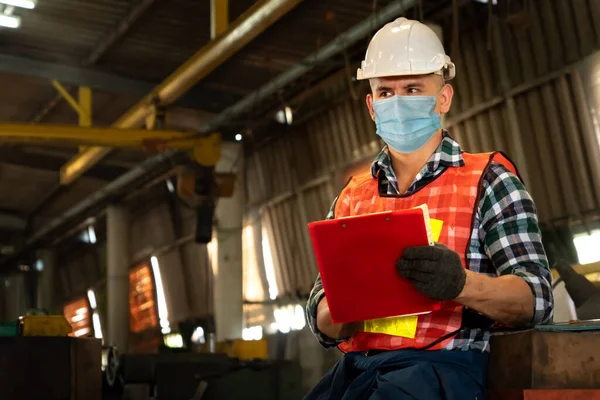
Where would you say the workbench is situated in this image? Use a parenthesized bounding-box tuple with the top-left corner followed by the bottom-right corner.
(0, 337, 101, 400)
(488, 330, 600, 399)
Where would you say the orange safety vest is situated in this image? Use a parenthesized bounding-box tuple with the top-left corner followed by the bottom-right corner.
(335, 152, 518, 352)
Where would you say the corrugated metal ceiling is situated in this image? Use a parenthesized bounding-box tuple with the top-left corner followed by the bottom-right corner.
(0, 163, 105, 215)
(0, 0, 132, 64)
(0, 0, 445, 124)
(0, 0, 449, 223)
(97, 0, 256, 81)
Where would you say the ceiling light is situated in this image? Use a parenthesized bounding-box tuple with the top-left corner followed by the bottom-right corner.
(166, 179, 175, 193)
(88, 225, 97, 244)
(0, 14, 20, 28)
(275, 106, 293, 125)
(191, 326, 206, 344)
(0, 0, 36, 9)
(235, 133, 243, 141)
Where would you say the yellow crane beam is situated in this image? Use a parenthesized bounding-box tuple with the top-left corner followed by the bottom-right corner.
(0, 123, 221, 168)
(552, 261, 600, 282)
(59, 0, 303, 186)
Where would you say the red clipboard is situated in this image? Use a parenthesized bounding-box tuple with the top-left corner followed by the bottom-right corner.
(308, 209, 444, 324)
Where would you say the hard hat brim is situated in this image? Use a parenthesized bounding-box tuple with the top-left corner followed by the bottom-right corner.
(357, 64, 455, 81)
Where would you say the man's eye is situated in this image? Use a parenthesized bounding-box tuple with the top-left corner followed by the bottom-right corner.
(407, 88, 419, 94)
(380, 91, 392, 98)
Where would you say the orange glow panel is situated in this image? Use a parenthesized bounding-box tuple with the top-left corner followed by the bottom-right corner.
(129, 263, 158, 333)
(64, 297, 91, 337)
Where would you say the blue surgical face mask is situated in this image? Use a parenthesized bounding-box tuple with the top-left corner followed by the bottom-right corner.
(372, 91, 442, 154)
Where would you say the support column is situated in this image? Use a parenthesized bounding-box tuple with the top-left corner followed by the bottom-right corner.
(107, 205, 131, 352)
(36, 249, 57, 313)
(213, 142, 244, 342)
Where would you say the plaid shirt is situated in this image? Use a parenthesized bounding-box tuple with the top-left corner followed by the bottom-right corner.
(306, 133, 554, 352)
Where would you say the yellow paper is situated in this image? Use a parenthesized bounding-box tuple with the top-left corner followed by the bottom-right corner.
(430, 218, 443, 242)
(363, 315, 419, 338)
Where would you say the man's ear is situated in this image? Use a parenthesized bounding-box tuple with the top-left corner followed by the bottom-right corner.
(438, 84, 454, 115)
(366, 93, 375, 121)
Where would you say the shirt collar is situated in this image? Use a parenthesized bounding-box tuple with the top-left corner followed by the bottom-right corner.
(370, 131, 465, 179)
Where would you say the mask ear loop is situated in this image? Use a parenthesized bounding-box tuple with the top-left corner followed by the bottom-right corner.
(433, 75, 447, 118)
(433, 74, 446, 97)
(435, 85, 445, 97)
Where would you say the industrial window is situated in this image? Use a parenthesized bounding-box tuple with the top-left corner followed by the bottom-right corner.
(261, 224, 279, 301)
(574, 231, 600, 265)
(243, 224, 266, 302)
(64, 297, 92, 337)
(129, 262, 158, 333)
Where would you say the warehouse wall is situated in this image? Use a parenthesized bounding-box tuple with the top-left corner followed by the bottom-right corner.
(53, 191, 213, 332)
(245, 1, 600, 303)
(447, 11, 600, 229)
(131, 199, 213, 323)
(241, 2, 600, 386)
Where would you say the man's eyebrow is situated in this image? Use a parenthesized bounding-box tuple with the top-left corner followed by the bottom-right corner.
(375, 85, 394, 92)
(402, 81, 426, 88)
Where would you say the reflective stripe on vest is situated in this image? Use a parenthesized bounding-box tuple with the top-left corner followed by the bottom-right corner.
(335, 152, 518, 352)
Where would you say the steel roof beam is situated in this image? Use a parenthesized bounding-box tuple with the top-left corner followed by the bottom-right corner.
(31, 0, 158, 123)
(59, 0, 303, 185)
(0, 212, 26, 232)
(0, 53, 210, 108)
(0, 54, 152, 96)
(0, 146, 127, 181)
(2, 0, 436, 274)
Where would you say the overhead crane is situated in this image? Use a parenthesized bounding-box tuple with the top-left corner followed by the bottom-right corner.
(0, 122, 222, 168)
(21, 80, 222, 171)
(1, 80, 230, 245)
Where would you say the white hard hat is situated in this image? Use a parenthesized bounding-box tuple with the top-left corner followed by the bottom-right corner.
(357, 17, 455, 81)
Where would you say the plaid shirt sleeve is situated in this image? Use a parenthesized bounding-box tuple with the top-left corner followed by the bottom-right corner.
(478, 163, 554, 326)
(305, 196, 347, 348)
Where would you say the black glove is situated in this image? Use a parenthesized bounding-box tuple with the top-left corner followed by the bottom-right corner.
(397, 244, 466, 301)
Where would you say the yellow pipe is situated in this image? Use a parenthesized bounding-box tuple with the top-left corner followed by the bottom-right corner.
(211, 0, 229, 39)
(0, 123, 219, 149)
(51, 80, 86, 117)
(78, 86, 92, 127)
(59, 0, 303, 185)
(78, 86, 92, 152)
(552, 261, 600, 282)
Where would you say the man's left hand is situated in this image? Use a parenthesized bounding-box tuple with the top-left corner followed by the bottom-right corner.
(397, 244, 466, 301)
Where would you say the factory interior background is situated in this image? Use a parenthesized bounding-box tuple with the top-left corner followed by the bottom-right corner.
(0, 0, 599, 399)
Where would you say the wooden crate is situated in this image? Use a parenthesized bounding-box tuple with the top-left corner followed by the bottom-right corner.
(0, 337, 101, 400)
(488, 330, 600, 399)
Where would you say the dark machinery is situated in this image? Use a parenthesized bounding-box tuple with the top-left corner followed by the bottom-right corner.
(102, 346, 304, 400)
(0, 337, 102, 400)
(554, 260, 600, 320)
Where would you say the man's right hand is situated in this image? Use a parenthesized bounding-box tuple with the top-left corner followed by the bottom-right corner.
(316, 297, 361, 340)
